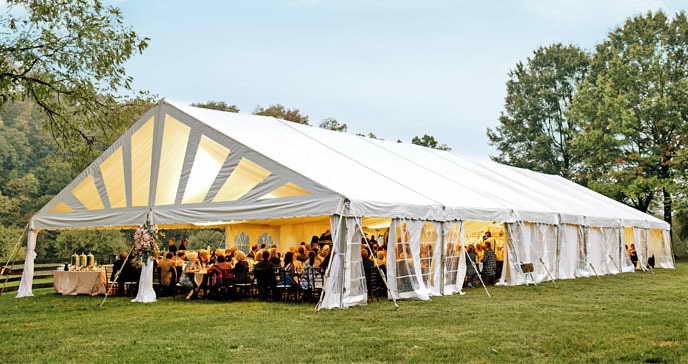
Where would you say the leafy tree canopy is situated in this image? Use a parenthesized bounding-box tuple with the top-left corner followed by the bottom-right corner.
(319, 118, 348, 132)
(411, 134, 451, 151)
(0, 0, 152, 153)
(254, 104, 309, 125)
(487, 43, 590, 179)
(192, 101, 239, 113)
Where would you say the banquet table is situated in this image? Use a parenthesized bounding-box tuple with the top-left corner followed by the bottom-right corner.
(53, 270, 107, 296)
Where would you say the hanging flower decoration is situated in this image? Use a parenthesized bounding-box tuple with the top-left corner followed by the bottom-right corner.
(132, 220, 161, 263)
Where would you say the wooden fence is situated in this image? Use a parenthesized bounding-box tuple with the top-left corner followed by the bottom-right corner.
(0, 262, 63, 294)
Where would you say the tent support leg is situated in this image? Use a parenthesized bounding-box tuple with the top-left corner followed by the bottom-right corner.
(354, 218, 399, 310)
(465, 248, 491, 298)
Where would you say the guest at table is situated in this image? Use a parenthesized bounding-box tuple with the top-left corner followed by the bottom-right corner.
(465, 245, 478, 288)
(232, 251, 250, 284)
(317, 245, 330, 270)
(167, 237, 177, 254)
(361, 249, 375, 279)
(179, 236, 189, 251)
(254, 251, 276, 300)
(269, 248, 281, 266)
(375, 250, 387, 275)
(248, 245, 258, 260)
(208, 255, 233, 286)
(158, 252, 177, 295)
(279, 251, 299, 286)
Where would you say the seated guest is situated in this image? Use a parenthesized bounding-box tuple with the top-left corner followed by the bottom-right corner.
(310, 236, 319, 251)
(159, 252, 177, 293)
(167, 237, 177, 254)
(316, 245, 330, 269)
(300, 252, 318, 290)
(174, 250, 186, 267)
(119, 254, 140, 283)
(320, 230, 332, 243)
(178, 237, 189, 251)
(465, 245, 478, 288)
(232, 251, 250, 283)
(198, 250, 210, 268)
(297, 246, 307, 263)
(279, 252, 298, 286)
(254, 251, 276, 300)
(247, 245, 258, 260)
(208, 255, 234, 286)
(269, 248, 281, 266)
(225, 247, 236, 261)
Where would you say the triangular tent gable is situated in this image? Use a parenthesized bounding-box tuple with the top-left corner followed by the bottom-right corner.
(34, 102, 342, 230)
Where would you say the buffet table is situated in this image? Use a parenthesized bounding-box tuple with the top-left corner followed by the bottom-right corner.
(53, 270, 107, 296)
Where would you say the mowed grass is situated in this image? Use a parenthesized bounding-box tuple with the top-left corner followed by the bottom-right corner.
(1, 265, 687, 364)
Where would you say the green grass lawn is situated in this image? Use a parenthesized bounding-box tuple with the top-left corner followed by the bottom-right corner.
(0, 265, 686, 364)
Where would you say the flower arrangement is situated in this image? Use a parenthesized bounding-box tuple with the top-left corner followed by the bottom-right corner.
(132, 221, 162, 263)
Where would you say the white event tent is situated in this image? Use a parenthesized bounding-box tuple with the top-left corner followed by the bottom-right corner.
(16, 101, 675, 308)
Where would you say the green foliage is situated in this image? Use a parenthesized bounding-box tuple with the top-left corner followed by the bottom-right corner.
(319, 118, 348, 132)
(191, 101, 239, 113)
(186, 230, 225, 250)
(411, 134, 451, 151)
(0, 0, 151, 154)
(44, 230, 129, 261)
(570, 10, 688, 222)
(254, 104, 309, 125)
(488, 44, 589, 178)
(0, 225, 25, 262)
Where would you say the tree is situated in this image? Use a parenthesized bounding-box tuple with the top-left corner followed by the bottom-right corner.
(254, 104, 309, 125)
(411, 134, 451, 151)
(0, 0, 150, 150)
(192, 101, 239, 113)
(487, 44, 590, 179)
(319, 118, 348, 132)
(570, 10, 688, 226)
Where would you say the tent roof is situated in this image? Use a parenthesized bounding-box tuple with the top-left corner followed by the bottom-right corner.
(32, 101, 669, 230)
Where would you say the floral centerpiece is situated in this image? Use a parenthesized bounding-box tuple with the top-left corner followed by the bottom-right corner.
(132, 221, 162, 263)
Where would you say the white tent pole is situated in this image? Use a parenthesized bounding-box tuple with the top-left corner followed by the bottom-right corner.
(465, 247, 491, 298)
(354, 218, 399, 309)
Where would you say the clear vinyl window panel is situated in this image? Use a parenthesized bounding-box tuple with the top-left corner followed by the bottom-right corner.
(235, 232, 250, 254)
(156, 115, 191, 205)
(182, 135, 230, 204)
(99, 146, 126, 208)
(419, 222, 437, 288)
(394, 222, 416, 295)
(258, 182, 311, 200)
(48, 202, 74, 213)
(131, 117, 155, 206)
(214, 158, 271, 202)
(444, 223, 463, 284)
(71, 175, 104, 210)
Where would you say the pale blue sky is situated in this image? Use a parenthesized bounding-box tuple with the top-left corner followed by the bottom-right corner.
(117, 0, 685, 159)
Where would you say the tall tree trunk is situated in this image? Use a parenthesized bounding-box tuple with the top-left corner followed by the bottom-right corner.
(662, 187, 672, 227)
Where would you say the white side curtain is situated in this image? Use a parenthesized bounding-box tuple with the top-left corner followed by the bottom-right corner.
(131, 257, 156, 303)
(604, 228, 623, 274)
(503, 222, 525, 286)
(634, 228, 649, 269)
(536, 223, 558, 282)
(660, 230, 675, 269)
(575, 226, 594, 277)
(442, 222, 466, 295)
(649, 229, 674, 269)
(557, 224, 578, 279)
(318, 215, 367, 310)
(16, 230, 38, 298)
(387, 219, 430, 300)
(318, 215, 346, 310)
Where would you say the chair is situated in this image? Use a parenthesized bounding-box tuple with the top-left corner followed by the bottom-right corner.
(366, 269, 386, 301)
